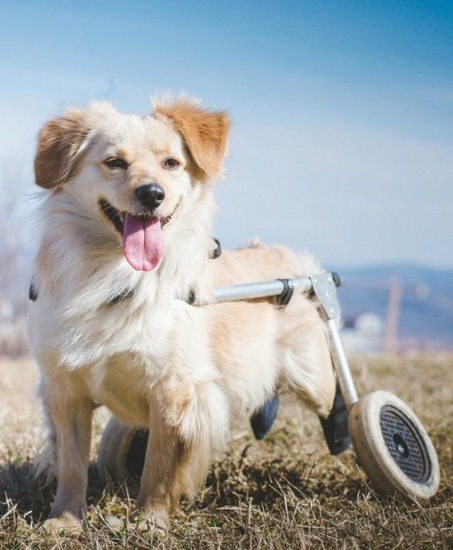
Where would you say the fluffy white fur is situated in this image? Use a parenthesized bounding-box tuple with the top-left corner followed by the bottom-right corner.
(28, 97, 336, 530)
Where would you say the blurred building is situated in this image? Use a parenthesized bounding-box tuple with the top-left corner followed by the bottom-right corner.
(341, 312, 385, 354)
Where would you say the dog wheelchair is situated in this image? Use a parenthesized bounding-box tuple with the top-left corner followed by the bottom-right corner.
(97, 273, 440, 501)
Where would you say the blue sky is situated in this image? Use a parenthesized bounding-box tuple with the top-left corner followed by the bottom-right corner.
(1, 0, 452, 268)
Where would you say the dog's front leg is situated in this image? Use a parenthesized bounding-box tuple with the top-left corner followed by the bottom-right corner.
(134, 396, 180, 530)
(135, 377, 228, 530)
(41, 380, 93, 531)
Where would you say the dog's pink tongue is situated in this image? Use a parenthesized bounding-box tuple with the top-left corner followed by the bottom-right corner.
(122, 214, 163, 271)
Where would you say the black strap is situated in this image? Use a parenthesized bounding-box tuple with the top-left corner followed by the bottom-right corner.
(210, 238, 222, 259)
(107, 288, 135, 305)
(29, 278, 38, 302)
(275, 278, 295, 307)
(186, 288, 196, 305)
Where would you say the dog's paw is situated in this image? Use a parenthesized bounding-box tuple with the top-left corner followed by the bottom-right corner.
(42, 513, 83, 534)
(129, 509, 169, 533)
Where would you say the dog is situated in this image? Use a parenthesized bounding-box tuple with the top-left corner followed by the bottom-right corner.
(28, 96, 336, 531)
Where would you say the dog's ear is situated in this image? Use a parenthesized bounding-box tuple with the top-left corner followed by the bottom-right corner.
(34, 109, 93, 189)
(153, 97, 229, 181)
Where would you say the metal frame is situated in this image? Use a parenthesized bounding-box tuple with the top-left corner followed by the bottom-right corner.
(198, 272, 359, 410)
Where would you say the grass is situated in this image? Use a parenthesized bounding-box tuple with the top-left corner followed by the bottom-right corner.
(0, 354, 452, 549)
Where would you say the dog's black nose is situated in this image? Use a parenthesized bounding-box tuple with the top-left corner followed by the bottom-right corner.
(135, 184, 165, 210)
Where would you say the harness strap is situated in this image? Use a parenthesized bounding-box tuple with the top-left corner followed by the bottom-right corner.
(210, 238, 222, 259)
(106, 288, 135, 306)
(29, 278, 38, 302)
(186, 289, 196, 305)
(185, 238, 222, 305)
(28, 237, 223, 305)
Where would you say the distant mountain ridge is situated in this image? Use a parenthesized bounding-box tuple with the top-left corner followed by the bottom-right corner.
(329, 263, 453, 350)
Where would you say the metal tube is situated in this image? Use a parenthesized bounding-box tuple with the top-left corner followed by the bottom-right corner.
(326, 318, 359, 409)
(211, 277, 313, 304)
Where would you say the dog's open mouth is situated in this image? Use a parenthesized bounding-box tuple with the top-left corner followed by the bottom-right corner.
(99, 198, 179, 272)
(99, 199, 175, 234)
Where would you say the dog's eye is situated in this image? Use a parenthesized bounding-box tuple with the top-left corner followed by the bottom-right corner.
(163, 158, 181, 170)
(104, 157, 129, 170)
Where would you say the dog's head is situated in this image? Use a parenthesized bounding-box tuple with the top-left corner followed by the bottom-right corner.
(34, 97, 229, 271)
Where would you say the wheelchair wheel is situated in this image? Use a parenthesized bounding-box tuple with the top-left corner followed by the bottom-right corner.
(349, 391, 439, 500)
(97, 416, 148, 485)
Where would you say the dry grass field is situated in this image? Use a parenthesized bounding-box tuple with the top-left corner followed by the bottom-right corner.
(0, 354, 452, 549)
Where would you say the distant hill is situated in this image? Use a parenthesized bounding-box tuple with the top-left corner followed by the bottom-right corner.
(330, 264, 453, 351)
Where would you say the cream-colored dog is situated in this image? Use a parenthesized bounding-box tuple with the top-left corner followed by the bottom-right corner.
(28, 96, 336, 530)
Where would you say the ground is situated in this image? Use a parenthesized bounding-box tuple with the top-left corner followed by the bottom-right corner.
(0, 355, 452, 549)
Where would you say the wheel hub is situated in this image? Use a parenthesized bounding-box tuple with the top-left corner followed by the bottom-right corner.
(380, 405, 431, 483)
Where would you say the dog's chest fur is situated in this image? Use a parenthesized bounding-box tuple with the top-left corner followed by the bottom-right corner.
(29, 219, 216, 417)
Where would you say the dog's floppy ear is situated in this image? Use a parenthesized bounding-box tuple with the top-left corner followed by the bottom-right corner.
(153, 96, 229, 181)
(34, 109, 93, 189)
